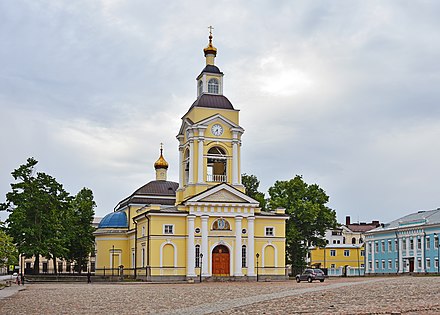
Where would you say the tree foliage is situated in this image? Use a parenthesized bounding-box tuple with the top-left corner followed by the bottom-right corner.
(0, 158, 96, 274)
(241, 173, 267, 210)
(66, 188, 96, 273)
(0, 227, 18, 268)
(268, 175, 337, 274)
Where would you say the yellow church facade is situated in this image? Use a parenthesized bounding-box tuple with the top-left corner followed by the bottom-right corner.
(94, 32, 288, 281)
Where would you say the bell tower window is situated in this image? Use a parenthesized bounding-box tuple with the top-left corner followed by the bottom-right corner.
(208, 78, 219, 94)
(184, 149, 190, 185)
(206, 146, 227, 182)
(198, 80, 203, 96)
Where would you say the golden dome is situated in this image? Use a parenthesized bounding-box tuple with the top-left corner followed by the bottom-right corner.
(203, 26, 217, 57)
(154, 144, 169, 170)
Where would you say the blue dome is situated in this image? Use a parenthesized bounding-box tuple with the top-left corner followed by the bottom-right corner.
(98, 211, 128, 228)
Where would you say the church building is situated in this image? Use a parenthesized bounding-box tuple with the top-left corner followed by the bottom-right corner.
(94, 31, 288, 281)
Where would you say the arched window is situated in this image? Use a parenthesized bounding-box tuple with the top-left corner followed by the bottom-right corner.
(352, 237, 356, 244)
(359, 238, 364, 244)
(195, 245, 200, 268)
(207, 146, 227, 182)
(208, 78, 219, 94)
(198, 80, 203, 96)
(242, 245, 247, 268)
(184, 149, 190, 185)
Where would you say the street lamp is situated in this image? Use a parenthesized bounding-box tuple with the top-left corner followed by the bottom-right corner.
(199, 253, 203, 283)
(435, 233, 440, 274)
(256, 253, 260, 282)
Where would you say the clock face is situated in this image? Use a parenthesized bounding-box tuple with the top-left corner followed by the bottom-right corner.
(211, 124, 223, 136)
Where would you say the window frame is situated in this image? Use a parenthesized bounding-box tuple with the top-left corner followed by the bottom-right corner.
(208, 78, 219, 94)
(163, 224, 174, 235)
(265, 227, 274, 237)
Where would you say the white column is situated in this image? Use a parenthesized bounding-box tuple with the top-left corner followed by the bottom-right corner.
(371, 241, 375, 273)
(232, 140, 239, 185)
(247, 216, 255, 276)
(189, 139, 194, 184)
(398, 237, 403, 273)
(187, 215, 196, 277)
(201, 215, 209, 276)
(420, 235, 425, 272)
(178, 146, 184, 188)
(234, 216, 243, 276)
(197, 131, 205, 183)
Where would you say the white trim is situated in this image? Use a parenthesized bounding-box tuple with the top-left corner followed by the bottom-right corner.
(159, 240, 177, 267)
(185, 183, 259, 205)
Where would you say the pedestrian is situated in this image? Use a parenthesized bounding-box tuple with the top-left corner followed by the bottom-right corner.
(20, 273, 25, 285)
(87, 271, 91, 283)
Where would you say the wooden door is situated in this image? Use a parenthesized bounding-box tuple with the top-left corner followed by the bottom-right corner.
(212, 245, 230, 276)
(409, 259, 414, 272)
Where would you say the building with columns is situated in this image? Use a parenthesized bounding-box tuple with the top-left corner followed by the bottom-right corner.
(365, 208, 440, 274)
(94, 32, 288, 281)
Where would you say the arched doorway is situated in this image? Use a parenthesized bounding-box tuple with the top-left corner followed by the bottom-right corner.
(212, 245, 230, 276)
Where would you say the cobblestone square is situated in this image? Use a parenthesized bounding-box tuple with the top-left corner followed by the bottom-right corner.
(1, 276, 439, 314)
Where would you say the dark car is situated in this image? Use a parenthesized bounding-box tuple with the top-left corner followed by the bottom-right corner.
(296, 268, 325, 283)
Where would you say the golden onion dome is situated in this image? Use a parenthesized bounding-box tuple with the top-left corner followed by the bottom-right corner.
(204, 27, 217, 57)
(154, 145, 169, 170)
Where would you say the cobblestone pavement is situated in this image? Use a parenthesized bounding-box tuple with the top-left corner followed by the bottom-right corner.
(0, 276, 439, 314)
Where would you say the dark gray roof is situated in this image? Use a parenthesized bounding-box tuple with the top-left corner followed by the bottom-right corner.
(199, 65, 223, 76)
(190, 94, 234, 110)
(115, 180, 178, 210)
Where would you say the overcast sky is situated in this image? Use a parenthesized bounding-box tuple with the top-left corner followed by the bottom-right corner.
(1, 1, 440, 224)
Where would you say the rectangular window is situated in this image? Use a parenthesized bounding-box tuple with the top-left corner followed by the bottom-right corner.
(403, 239, 407, 250)
(368, 261, 372, 270)
(58, 262, 63, 273)
(330, 264, 336, 269)
(360, 250, 365, 257)
(375, 261, 379, 269)
(417, 258, 422, 269)
(426, 237, 431, 250)
(375, 242, 379, 253)
(388, 260, 392, 269)
(417, 238, 422, 250)
(25, 262, 31, 270)
(395, 239, 398, 251)
(410, 239, 414, 250)
(381, 241, 385, 252)
(66, 262, 71, 272)
(91, 262, 96, 272)
(242, 246, 247, 268)
(265, 227, 274, 236)
(381, 260, 385, 269)
(388, 240, 392, 252)
(141, 226, 145, 237)
(164, 224, 174, 234)
(426, 258, 431, 269)
(435, 236, 439, 248)
(141, 248, 145, 267)
(344, 250, 350, 257)
(43, 262, 48, 273)
(330, 250, 336, 256)
(395, 259, 399, 270)
(435, 258, 439, 269)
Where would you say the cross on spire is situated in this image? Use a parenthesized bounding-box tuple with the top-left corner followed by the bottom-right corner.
(208, 25, 214, 35)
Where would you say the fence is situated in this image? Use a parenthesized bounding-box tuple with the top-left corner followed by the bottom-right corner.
(327, 266, 365, 277)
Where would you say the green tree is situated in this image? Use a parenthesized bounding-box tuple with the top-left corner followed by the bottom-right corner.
(0, 227, 18, 269)
(268, 175, 337, 275)
(0, 158, 71, 274)
(66, 188, 96, 274)
(241, 173, 267, 210)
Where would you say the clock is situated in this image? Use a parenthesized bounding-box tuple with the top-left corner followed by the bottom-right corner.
(211, 124, 223, 136)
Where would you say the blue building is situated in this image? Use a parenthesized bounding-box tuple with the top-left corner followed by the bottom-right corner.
(365, 208, 440, 274)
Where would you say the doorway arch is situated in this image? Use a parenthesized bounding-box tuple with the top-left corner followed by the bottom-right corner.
(212, 245, 230, 276)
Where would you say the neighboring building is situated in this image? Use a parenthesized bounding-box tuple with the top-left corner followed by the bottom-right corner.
(94, 32, 288, 281)
(309, 216, 380, 276)
(19, 217, 102, 275)
(365, 208, 440, 274)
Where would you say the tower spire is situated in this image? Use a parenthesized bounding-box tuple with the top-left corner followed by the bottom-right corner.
(154, 143, 168, 181)
(204, 26, 217, 65)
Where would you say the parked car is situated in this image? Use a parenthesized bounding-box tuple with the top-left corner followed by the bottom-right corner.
(296, 268, 325, 283)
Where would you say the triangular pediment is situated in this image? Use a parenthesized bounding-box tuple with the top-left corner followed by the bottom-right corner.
(185, 183, 259, 205)
(199, 189, 247, 203)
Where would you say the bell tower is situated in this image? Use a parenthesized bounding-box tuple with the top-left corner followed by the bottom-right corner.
(176, 28, 244, 204)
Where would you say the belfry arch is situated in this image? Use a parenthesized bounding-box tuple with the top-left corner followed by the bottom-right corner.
(206, 146, 227, 182)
